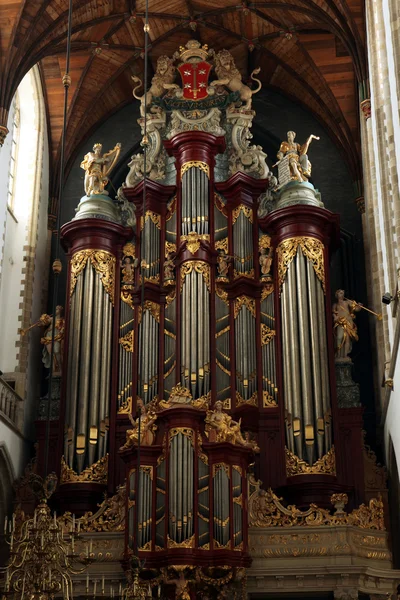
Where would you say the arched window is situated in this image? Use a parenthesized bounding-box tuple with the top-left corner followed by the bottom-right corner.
(7, 94, 20, 213)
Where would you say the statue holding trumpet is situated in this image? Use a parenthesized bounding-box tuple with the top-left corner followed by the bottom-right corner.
(332, 289, 381, 362)
(20, 306, 65, 374)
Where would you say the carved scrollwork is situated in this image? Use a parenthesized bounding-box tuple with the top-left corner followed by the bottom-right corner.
(261, 324, 275, 346)
(285, 446, 336, 476)
(70, 249, 116, 304)
(249, 477, 385, 530)
(180, 261, 210, 292)
(234, 295, 256, 318)
(277, 236, 325, 293)
(232, 204, 253, 224)
(119, 330, 134, 352)
(58, 485, 125, 532)
(60, 454, 108, 485)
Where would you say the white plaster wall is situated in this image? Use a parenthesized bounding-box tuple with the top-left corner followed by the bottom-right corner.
(0, 105, 15, 282)
(0, 420, 29, 478)
(0, 69, 47, 375)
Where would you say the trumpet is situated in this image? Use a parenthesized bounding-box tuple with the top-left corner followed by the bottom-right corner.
(344, 297, 382, 321)
(19, 313, 51, 336)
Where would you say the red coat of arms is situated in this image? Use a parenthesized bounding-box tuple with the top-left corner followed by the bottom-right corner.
(177, 61, 212, 100)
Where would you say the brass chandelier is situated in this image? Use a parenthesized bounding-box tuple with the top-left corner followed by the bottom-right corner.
(1, 473, 92, 600)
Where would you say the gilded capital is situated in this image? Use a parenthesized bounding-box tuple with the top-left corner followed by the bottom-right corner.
(360, 99, 371, 121)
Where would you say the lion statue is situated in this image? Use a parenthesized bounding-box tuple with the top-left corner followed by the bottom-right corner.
(211, 49, 262, 110)
(131, 55, 180, 116)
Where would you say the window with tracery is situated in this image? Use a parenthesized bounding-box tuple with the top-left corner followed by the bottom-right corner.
(7, 94, 20, 212)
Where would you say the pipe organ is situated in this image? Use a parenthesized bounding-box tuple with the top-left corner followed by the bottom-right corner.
(50, 38, 370, 597)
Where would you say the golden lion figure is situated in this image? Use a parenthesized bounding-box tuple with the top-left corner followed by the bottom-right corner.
(131, 56, 180, 116)
(211, 49, 262, 109)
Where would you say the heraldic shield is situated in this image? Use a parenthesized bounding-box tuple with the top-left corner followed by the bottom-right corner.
(178, 61, 212, 100)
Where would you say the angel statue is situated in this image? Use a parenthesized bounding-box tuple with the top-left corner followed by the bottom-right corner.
(274, 131, 320, 185)
(332, 289, 362, 361)
(80, 142, 121, 196)
(21, 306, 65, 374)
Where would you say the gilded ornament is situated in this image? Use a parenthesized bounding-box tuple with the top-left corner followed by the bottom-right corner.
(165, 241, 177, 256)
(70, 249, 116, 304)
(236, 391, 258, 407)
(60, 454, 108, 485)
(263, 391, 277, 407)
(180, 261, 210, 292)
(261, 324, 275, 346)
(141, 210, 161, 230)
(274, 131, 319, 185)
(232, 204, 253, 224)
(248, 477, 385, 530)
(216, 286, 229, 305)
(215, 237, 228, 253)
(261, 284, 274, 301)
(167, 534, 195, 548)
(205, 401, 259, 451)
(169, 427, 195, 446)
(121, 288, 135, 309)
(234, 268, 255, 280)
(285, 446, 336, 476)
(181, 161, 210, 179)
(121, 243, 137, 285)
(119, 330, 134, 353)
(277, 236, 325, 293)
(234, 296, 256, 318)
(118, 396, 133, 414)
(122, 399, 158, 449)
(181, 232, 210, 254)
(138, 301, 160, 323)
(58, 485, 126, 532)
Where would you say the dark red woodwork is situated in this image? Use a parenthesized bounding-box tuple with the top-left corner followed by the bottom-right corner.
(57, 218, 132, 509)
(164, 132, 226, 174)
(120, 405, 253, 569)
(259, 205, 365, 506)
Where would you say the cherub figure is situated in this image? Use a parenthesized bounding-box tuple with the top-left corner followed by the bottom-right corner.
(121, 255, 139, 284)
(259, 246, 273, 279)
(163, 252, 175, 283)
(217, 249, 233, 280)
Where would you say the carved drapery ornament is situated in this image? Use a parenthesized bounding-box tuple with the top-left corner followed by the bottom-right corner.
(141, 210, 161, 230)
(181, 161, 210, 179)
(285, 446, 336, 476)
(60, 454, 108, 485)
(277, 236, 325, 293)
(236, 390, 258, 407)
(70, 249, 116, 304)
(232, 204, 253, 224)
(180, 261, 210, 292)
(138, 301, 161, 323)
(249, 479, 385, 530)
(234, 296, 256, 318)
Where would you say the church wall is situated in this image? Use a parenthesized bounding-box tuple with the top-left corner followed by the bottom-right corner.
(0, 105, 15, 281)
(0, 65, 49, 462)
(364, 0, 400, 476)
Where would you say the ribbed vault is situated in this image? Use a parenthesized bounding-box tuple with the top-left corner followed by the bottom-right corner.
(0, 0, 366, 209)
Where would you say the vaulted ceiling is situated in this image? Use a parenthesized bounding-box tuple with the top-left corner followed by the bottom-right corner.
(0, 0, 366, 207)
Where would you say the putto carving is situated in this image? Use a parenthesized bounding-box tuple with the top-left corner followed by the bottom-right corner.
(205, 400, 259, 451)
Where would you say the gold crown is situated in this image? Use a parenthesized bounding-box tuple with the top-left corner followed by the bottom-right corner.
(178, 40, 209, 61)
